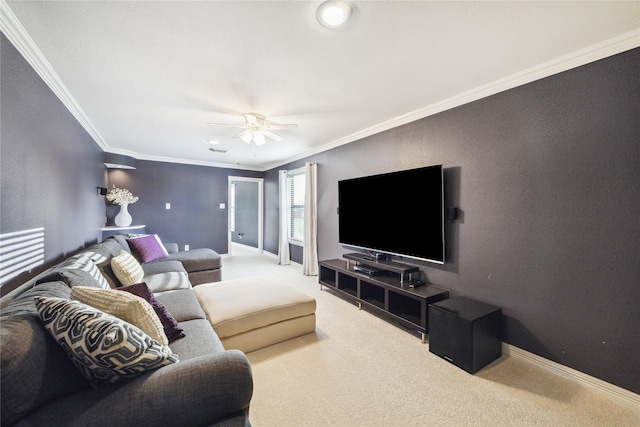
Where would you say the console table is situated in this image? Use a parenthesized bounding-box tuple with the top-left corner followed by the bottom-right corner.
(319, 256, 449, 342)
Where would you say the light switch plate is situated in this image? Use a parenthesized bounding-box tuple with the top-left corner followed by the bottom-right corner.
(165, 203, 171, 210)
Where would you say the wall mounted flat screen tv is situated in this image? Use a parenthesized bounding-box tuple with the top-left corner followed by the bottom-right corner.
(338, 164, 444, 264)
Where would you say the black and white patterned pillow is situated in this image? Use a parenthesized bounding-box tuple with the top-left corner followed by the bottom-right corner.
(35, 296, 179, 386)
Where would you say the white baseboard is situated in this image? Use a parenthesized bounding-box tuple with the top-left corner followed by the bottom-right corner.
(503, 343, 640, 413)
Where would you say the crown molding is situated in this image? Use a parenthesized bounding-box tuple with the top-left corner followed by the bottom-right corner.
(0, 2, 108, 150)
(135, 153, 265, 172)
(266, 28, 640, 171)
(3, 0, 638, 172)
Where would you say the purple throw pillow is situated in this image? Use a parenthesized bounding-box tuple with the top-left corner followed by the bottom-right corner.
(127, 234, 168, 263)
(117, 282, 185, 343)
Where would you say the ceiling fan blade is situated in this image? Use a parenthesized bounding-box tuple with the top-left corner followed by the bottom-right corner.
(263, 131, 284, 141)
(244, 113, 261, 125)
(253, 133, 267, 146)
(264, 123, 298, 130)
(207, 122, 248, 129)
(234, 130, 253, 144)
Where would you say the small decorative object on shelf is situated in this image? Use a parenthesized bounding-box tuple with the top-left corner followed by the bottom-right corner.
(106, 186, 138, 227)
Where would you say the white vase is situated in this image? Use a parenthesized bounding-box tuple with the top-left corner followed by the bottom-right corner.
(114, 203, 132, 226)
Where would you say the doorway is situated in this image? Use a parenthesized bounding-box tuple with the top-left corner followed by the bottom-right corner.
(228, 176, 263, 256)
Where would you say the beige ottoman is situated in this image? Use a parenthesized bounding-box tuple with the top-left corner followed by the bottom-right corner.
(194, 275, 316, 353)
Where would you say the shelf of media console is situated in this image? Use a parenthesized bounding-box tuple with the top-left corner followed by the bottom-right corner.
(342, 252, 420, 284)
(318, 258, 449, 342)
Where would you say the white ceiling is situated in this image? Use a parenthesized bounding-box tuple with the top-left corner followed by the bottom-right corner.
(3, 1, 639, 171)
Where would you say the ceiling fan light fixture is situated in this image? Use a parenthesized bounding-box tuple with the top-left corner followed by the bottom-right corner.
(240, 132, 253, 144)
(209, 112, 296, 146)
(253, 133, 267, 146)
(317, 0, 351, 28)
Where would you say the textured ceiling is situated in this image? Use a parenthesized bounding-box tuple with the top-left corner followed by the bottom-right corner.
(3, 1, 639, 171)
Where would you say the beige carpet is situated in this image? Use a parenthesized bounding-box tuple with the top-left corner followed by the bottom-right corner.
(222, 245, 639, 427)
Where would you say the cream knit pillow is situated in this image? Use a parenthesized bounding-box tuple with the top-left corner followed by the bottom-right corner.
(111, 250, 144, 286)
(71, 286, 168, 346)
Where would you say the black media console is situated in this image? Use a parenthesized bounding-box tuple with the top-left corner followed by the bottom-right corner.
(319, 253, 449, 342)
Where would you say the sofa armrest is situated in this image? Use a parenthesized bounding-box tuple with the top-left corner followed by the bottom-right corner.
(164, 242, 179, 254)
(17, 350, 253, 427)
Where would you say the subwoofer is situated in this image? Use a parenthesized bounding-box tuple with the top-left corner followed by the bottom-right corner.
(428, 297, 502, 374)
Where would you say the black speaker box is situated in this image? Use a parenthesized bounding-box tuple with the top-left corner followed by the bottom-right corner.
(428, 297, 502, 374)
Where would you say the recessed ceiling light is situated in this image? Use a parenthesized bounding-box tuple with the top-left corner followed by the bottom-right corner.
(317, 0, 352, 28)
(208, 140, 219, 145)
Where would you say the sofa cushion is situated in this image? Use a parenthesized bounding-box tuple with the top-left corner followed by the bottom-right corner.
(71, 286, 168, 346)
(127, 234, 169, 263)
(111, 234, 132, 253)
(76, 243, 121, 289)
(141, 259, 186, 276)
(164, 242, 179, 253)
(111, 250, 144, 286)
(95, 261, 120, 289)
(78, 243, 111, 264)
(36, 255, 110, 289)
(117, 283, 185, 343)
(0, 281, 71, 316)
(167, 318, 225, 359)
(0, 283, 90, 427)
(35, 297, 179, 387)
(101, 237, 128, 257)
(143, 271, 191, 293)
(0, 313, 92, 426)
(162, 248, 221, 273)
(155, 288, 208, 323)
(188, 269, 221, 286)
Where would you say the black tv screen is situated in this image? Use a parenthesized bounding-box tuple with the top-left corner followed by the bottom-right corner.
(338, 165, 444, 264)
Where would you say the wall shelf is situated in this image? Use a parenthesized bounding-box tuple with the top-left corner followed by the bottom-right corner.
(101, 225, 145, 240)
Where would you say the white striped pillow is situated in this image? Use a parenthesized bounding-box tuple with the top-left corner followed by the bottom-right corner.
(65, 255, 110, 289)
(111, 250, 144, 286)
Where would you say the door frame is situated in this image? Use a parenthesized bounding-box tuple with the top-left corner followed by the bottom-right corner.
(227, 176, 264, 256)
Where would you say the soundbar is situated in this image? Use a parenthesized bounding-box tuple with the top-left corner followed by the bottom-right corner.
(353, 264, 383, 276)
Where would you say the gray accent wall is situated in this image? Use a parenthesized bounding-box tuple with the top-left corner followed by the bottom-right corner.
(1, 35, 106, 293)
(107, 160, 262, 255)
(2, 28, 638, 396)
(265, 48, 640, 394)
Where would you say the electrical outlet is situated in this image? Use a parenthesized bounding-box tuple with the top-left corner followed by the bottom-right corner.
(219, 203, 226, 209)
(184, 244, 189, 251)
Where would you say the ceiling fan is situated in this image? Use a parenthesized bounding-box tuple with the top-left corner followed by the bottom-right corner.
(208, 113, 298, 146)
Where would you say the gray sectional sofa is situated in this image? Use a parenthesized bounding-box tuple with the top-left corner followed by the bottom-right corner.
(109, 233, 223, 285)
(0, 235, 252, 427)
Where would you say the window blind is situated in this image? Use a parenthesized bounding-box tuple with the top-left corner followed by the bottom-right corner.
(288, 171, 305, 243)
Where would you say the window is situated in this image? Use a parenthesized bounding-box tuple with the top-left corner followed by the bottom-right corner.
(287, 169, 305, 244)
